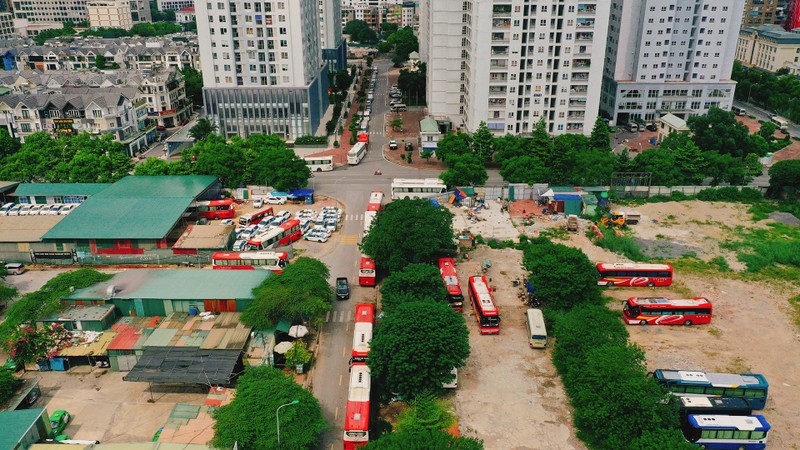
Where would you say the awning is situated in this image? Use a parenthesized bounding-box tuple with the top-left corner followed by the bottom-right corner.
(289, 189, 314, 197)
(276, 317, 292, 333)
(123, 347, 243, 385)
(553, 194, 583, 201)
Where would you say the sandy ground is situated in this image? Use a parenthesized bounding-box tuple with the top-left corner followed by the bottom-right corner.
(452, 199, 800, 447)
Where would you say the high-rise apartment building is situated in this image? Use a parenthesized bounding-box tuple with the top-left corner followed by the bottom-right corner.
(601, 0, 744, 125)
(319, 0, 347, 70)
(420, 0, 609, 135)
(12, 0, 88, 23)
(88, 0, 134, 29)
(0, 12, 14, 38)
(197, 0, 330, 139)
(742, 0, 779, 26)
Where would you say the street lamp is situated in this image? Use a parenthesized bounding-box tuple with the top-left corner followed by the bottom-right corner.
(276, 400, 299, 450)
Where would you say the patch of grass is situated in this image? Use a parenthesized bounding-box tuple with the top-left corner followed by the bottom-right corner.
(593, 229, 648, 261)
(708, 256, 732, 272)
(540, 227, 569, 241)
(669, 256, 722, 276)
(748, 200, 800, 222)
(733, 223, 800, 272)
(789, 295, 800, 329)
(666, 214, 676, 221)
(722, 357, 752, 374)
(707, 327, 721, 338)
(655, 234, 667, 240)
(669, 280, 695, 298)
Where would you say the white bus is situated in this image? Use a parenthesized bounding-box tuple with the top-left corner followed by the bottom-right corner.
(348, 142, 367, 165)
(525, 308, 547, 348)
(304, 156, 334, 172)
(363, 210, 377, 237)
(771, 116, 789, 131)
(390, 178, 448, 199)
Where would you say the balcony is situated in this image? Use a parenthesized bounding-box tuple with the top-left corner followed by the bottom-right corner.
(569, 98, 587, 107)
(491, 46, 509, 56)
(488, 98, 507, 108)
(492, 18, 511, 28)
(570, 86, 587, 94)
(490, 60, 508, 69)
(577, 4, 596, 15)
(491, 32, 508, 42)
(566, 123, 585, 131)
(571, 72, 589, 81)
(576, 18, 595, 28)
(576, 32, 593, 41)
(573, 58, 591, 68)
(490, 74, 508, 82)
(567, 112, 585, 119)
(489, 86, 507, 94)
(492, 5, 512, 17)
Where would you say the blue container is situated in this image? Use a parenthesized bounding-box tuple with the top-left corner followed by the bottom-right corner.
(188, 306, 199, 316)
(649, 137, 657, 145)
(305, 197, 313, 205)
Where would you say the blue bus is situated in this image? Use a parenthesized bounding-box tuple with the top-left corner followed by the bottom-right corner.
(653, 370, 769, 410)
(682, 415, 770, 449)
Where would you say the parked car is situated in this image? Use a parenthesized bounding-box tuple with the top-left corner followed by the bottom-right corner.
(645, 123, 658, 132)
(4, 263, 26, 275)
(336, 277, 350, 300)
(299, 219, 313, 234)
(0, 202, 15, 215)
(59, 204, 78, 215)
(49, 410, 72, 437)
(232, 240, 247, 251)
(220, 218, 234, 226)
(304, 230, 329, 243)
(265, 195, 287, 205)
(7, 204, 24, 216)
(27, 204, 46, 215)
(275, 210, 292, 221)
(324, 218, 338, 232)
(17, 204, 33, 216)
(389, 140, 398, 150)
(252, 196, 264, 208)
(43, 204, 63, 215)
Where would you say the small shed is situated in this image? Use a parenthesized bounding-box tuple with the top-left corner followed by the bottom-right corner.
(0, 408, 51, 450)
(38, 305, 118, 332)
(658, 113, 690, 142)
(552, 194, 584, 216)
(419, 116, 442, 156)
(288, 188, 315, 204)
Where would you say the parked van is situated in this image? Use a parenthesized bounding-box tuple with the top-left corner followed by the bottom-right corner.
(626, 122, 639, 132)
(4, 263, 26, 275)
(771, 116, 789, 131)
(391, 104, 407, 112)
(525, 308, 547, 348)
(731, 106, 747, 116)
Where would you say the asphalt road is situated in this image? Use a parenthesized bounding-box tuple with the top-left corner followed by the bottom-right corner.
(733, 98, 800, 138)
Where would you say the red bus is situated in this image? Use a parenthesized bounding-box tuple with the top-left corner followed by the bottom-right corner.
(237, 207, 274, 227)
(622, 297, 712, 326)
(596, 263, 673, 287)
(351, 303, 374, 363)
(358, 132, 369, 150)
(367, 191, 384, 212)
(211, 251, 288, 273)
(187, 198, 235, 220)
(438, 258, 464, 312)
(359, 256, 376, 286)
(246, 219, 302, 250)
(343, 363, 371, 449)
(467, 275, 500, 334)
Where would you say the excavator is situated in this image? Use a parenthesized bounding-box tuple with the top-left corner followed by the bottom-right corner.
(600, 211, 640, 228)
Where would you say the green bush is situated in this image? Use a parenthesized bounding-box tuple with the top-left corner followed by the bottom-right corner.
(486, 239, 515, 249)
(593, 229, 648, 262)
(696, 187, 763, 202)
(294, 135, 327, 145)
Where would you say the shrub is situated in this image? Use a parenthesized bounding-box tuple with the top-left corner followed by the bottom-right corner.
(696, 187, 763, 202)
(593, 229, 648, 262)
(486, 239, 515, 249)
(285, 340, 312, 368)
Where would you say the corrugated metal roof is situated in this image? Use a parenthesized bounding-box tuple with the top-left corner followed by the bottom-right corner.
(0, 181, 20, 193)
(172, 224, 234, 249)
(41, 305, 115, 322)
(0, 408, 47, 449)
(94, 176, 218, 199)
(419, 116, 440, 133)
(12, 183, 110, 197)
(58, 331, 118, 357)
(0, 215, 66, 242)
(66, 269, 269, 301)
(123, 347, 242, 385)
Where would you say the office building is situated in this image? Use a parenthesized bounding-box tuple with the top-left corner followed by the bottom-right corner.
(737, 24, 800, 74)
(601, 0, 745, 125)
(420, 0, 610, 135)
(157, 0, 193, 11)
(0, 12, 14, 39)
(88, 0, 134, 30)
(197, 0, 329, 139)
(12, 0, 88, 23)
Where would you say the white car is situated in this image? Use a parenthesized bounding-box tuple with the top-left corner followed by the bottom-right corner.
(275, 210, 292, 220)
(253, 196, 264, 208)
(304, 231, 329, 243)
(7, 204, 24, 216)
(265, 195, 287, 205)
(43, 204, 63, 215)
(232, 240, 248, 251)
(59, 204, 78, 215)
(220, 218, 235, 226)
(27, 204, 46, 215)
(17, 204, 33, 216)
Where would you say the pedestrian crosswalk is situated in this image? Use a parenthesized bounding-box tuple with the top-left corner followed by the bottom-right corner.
(325, 310, 354, 323)
(340, 235, 360, 245)
(346, 214, 364, 221)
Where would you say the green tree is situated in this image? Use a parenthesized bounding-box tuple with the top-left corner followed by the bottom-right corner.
(134, 157, 172, 175)
(439, 153, 488, 187)
(768, 159, 800, 197)
(397, 63, 426, 105)
(420, 150, 433, 164)
(244, 134, 311, 191)
(434, 131, 472, 166)
(377, 41, 393, 53)
(188, 118, 217, 142)
(7, 323, 72, 369)
(380, 21, 399, 36)
(702, 152, 750, 186)
(661, 132, 706, 185)
(344, 19, 369, 36)
(0, 132, 66, 182)
(380, 263, 449, 314)
(390, 118, 404, 131)
(368, 301, 469, 399)
(499, 155, 547, 184)
(0, 128, 22, 159)
(0, 368, 22, 405)
(357, 27, 378, 43)
(568, 150, 617, 186)
(522, 238, 601, 311)
(241, 257, 333, 329)
(333, 69, 353, 93)
(744, 153, 763, 177)
(364, 429, 483, 450)
(471, 122, 494, 164)
(179, 66, 204, 106)
(758, 121, 777, 141)
(687, 108, 753, 157)
(186, 134, 246, 187)
(551, 133, 588, 183)
(588, 117, 611, 152)
(284, 340, 312, 368)
(211, 366, 326, 450)
(493, 134, 528, 166)
(395, 394, 455, 432)
(361, 198, 456, 272)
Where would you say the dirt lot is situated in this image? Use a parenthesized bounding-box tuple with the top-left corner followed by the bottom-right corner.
(451, 199, 800, 448)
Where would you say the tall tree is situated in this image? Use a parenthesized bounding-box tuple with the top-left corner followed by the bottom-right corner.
(368, 301, 469, 399)
(189, 118, 217, 142)
(241, 257, 333, 329)
(211, 366, 327, 449)
(471, 122, 495, 164)
(361, 199, 456, 273)
(687, 108, 752, 157)
(186, 134, 246, 187)
(179, 67, 204, 106)
(433, 131, 472, 166)
(0, 128, 21, 159)
(528, 118, 553, 161)
(588, 117, 611, 152)
(134, 157, 172, 176)
(767, 159, 800, 197)
(439, 153, 488, 187)
(244, 134, 311, 191)
(493, 134, 528, 166)
(379, 263, 450, 314)
(499, 155, 547, 184)
(522, 238, 601, 311)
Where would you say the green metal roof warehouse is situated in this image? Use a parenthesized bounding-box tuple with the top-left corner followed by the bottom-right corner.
(42, 175, 221, 241)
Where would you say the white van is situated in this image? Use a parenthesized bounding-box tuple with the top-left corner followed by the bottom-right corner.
(391, 104, 407, 112)
(4, 263, 26, 275)
(525, 308, 547, 348)
(731, 106, 747, 116)
(626, 122, 639, 132)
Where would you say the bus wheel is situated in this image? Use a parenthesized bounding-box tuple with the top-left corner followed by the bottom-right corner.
(646, 282, 655, 287)
(606, 281, 615, 287)
(316, 168, 322, 172)
(684, 320, 692, 326)
(639, 320, 647, 325)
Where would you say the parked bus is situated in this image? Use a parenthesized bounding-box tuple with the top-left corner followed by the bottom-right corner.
(596, 262, 673, 287)
(358, 133, 369, 150)
(348, 142, 367, 165)
(343, 363, 371, 449)
(363, 211, 377, 237)
(653, 370, 769, 410)
(771, 116, 789, 131)
(524, 308, 547, 348)
(681, 415, 770, 450)
(467, 275, 500, 335)
(186, 198, 235, 220)
(211, 251, 289, 272)
(358, 256, 376, 286)
(622, 297, 712, 326)
(367, 191, 384, 211)
(438, 258, 464, 312)
(351, 303, 374, 363)
(237, 207, 274, 227)
(246, 219, 303, 250)
(390, 178, 448, 200)
(304, 156, 334, 172)
(678, 396, 752, 419)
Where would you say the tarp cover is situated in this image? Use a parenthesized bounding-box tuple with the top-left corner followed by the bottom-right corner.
(289, 189, 314, 197)
(123, 347, 242, 385)
(553, 194, 582, 201)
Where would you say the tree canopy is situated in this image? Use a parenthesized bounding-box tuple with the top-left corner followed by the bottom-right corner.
(189, 118, 217, 142)
(732, 60, 800, 124)
(521, 238, 601, 311)
(211, 366, 326, 450)
(241, 257, 333, 329)
(343, 20, 378, 43)
(379, 263, 450, 314)
(439, 153, 488, 187)
(768, 159, 800, 198)
(364, 429, 483, 449)
(686, 107, 760, 157)
(180, 66, 204, 106)
(361, 199, 456, 273)
(367, 301, 469, 400)
(0, 132, 132, 183)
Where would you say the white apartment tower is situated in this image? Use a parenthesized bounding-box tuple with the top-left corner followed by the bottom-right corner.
(196, 0, 330, 139)
(420, 0, 610, 135)
(319, 0, 347, 70)
(601, 0, 745, 125)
